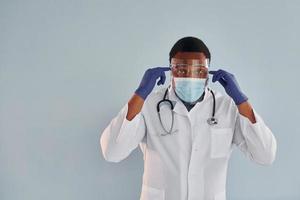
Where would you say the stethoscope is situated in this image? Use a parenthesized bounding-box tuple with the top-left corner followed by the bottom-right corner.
(156, 86, 218, 136)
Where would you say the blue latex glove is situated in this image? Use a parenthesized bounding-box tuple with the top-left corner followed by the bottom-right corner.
(209, 69, 248, 105)
(135, 67, 171, 100)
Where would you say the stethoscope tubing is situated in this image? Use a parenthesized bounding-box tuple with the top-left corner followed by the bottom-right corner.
(157, 87, 217, 136)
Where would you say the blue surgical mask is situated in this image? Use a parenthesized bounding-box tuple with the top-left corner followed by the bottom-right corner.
(174, 77, 207, 103)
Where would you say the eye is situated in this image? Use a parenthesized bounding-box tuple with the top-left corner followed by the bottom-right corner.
(177, 69, 187, 75)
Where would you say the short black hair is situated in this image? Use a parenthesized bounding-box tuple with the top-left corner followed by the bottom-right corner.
(169, 36, 211, 63)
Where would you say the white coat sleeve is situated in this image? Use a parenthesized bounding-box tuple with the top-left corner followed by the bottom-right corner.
(232, 106, 277, 166)
(100, 103, 146, 163)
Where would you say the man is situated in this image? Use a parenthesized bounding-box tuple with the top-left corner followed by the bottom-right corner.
(100, 36, 277, 200)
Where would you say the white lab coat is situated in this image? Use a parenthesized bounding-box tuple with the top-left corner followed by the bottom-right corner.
(100, 86, 277, 200)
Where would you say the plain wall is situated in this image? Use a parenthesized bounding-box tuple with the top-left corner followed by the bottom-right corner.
(1, 0, 299, 199)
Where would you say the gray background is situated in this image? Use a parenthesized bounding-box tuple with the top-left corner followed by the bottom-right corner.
(1, 0, 299, 199)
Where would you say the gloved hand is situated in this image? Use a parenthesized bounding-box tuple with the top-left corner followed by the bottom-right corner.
(209, 69, 248, 105)
(135, 67, 171, 100)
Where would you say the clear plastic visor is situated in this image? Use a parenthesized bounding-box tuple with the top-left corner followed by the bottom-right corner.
(170, 58, 209, 78)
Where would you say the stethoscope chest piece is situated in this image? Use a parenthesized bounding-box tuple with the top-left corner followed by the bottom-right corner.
(207, 117, 218, 126)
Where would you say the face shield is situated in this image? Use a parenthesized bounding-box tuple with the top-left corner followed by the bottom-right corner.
(169, 58, 210, 103)
(170, 58, 209, 78)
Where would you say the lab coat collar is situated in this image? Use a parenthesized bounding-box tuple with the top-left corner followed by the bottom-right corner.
(167, 85, 211, 116)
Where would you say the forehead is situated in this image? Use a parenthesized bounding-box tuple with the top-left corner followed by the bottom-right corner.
(171, 52, 208, 66)
(173, 52, 207, 60)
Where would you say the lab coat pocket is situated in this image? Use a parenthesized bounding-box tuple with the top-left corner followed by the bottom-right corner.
(210, 127, 233, 159)
(140, 184, 165, 200)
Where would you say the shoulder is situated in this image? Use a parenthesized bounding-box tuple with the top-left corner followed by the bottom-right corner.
(145, 87, 168, 105)
(212, 88, 231, 103)
(140, 87, 168, 114)
(210, 88, 237, 111)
